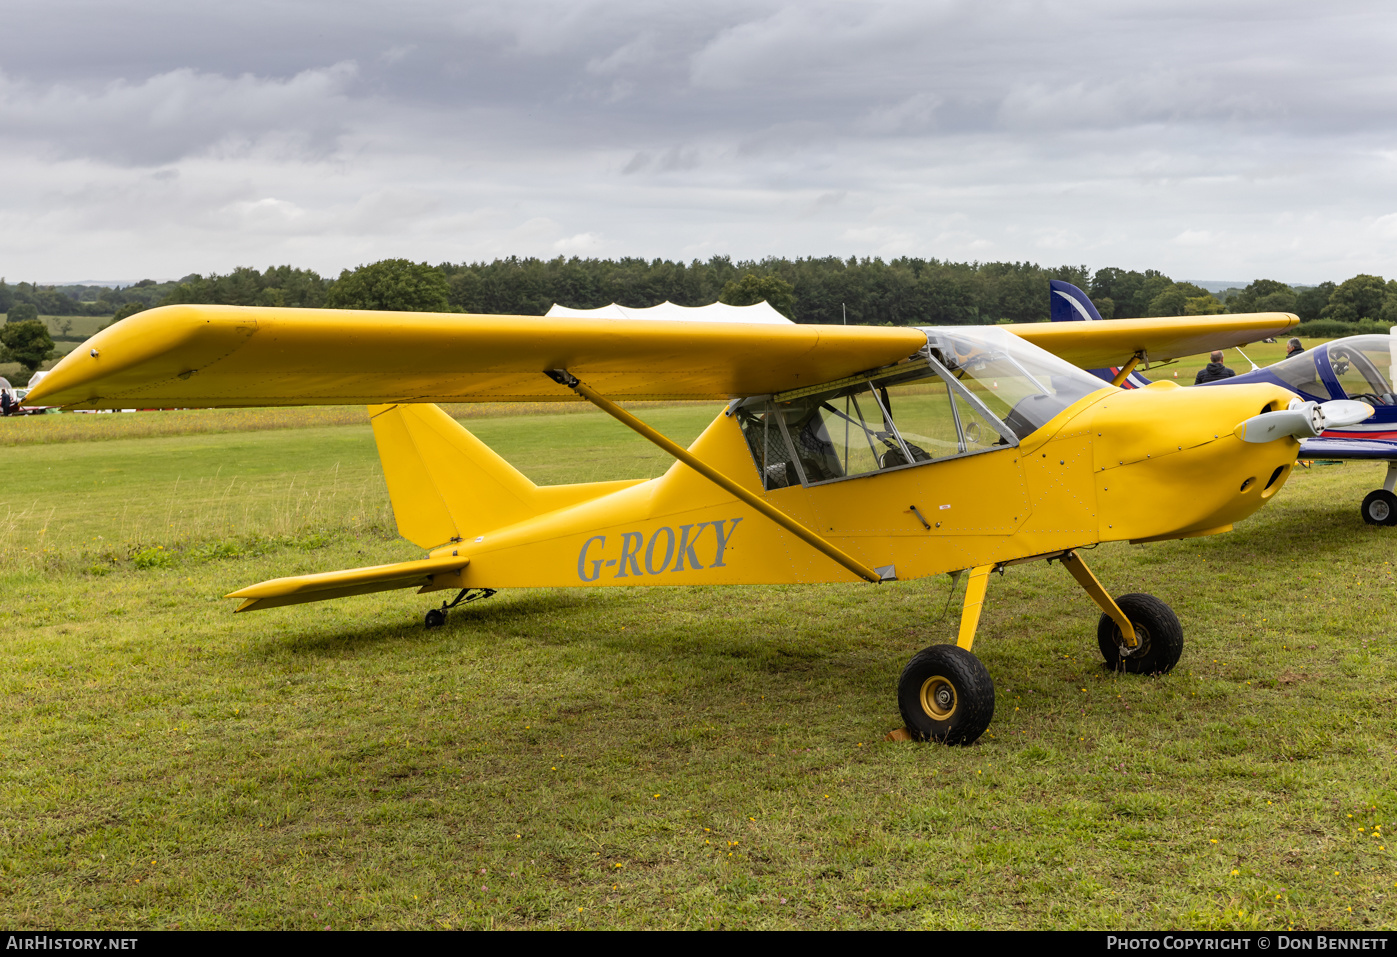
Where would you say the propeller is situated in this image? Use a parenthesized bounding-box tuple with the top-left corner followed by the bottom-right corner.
(1234, 398, 1374, 443)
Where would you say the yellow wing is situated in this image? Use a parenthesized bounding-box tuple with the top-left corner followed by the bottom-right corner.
(1004, 313, 1299, 368)
(27, 304, 1300, 409)
(27, 305, 926, 408)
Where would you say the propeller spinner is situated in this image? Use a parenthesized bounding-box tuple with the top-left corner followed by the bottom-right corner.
(1234, 398, 1374, 444)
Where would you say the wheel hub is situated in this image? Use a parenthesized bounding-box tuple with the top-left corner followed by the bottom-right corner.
(919, 676, 956, 720)
(1373, 500, 1392, 522)
(1118, 623, 1150, 658)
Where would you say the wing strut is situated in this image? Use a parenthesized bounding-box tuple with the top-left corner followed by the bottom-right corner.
(545, 369, 888, 584)
(1109, 353, 1144, 388)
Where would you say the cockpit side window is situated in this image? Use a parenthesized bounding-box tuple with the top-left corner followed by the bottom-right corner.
(769, 388, 898, 483)
(735, 356, 1016, 488)
(734, 406, 803, 490)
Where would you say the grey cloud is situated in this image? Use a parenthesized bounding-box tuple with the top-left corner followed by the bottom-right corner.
(861, 94, 943, 136)
(621, 146, 702, 175)
(0, 62, 360, 166)
(4, 1, 1397, 283)
(586, 32, 661, 76)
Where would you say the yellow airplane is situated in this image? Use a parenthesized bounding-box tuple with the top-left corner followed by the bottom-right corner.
(27, 305, 1366, 745)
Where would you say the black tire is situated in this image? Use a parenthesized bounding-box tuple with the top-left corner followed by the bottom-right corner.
(896, 645, 995, 745)
(1097, 593, 1183, 674)
(424, 608, 447, 629)
(1360, 489, 1397, 526)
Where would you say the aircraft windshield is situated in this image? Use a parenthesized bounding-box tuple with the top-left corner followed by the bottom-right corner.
(921, 327, 1113, 439)
(1269, 336, 1397, 403)
(1325, 336, 1397, 404)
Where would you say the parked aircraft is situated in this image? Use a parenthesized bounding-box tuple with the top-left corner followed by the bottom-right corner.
(1196, 332, 1397, 525)
(1047, 280, 1396, 527)
(26, 304, 1364, 744)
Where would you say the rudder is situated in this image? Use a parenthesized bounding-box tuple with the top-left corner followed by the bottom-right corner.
(369, 403, 543, 548)
(368, 403, 645, 549)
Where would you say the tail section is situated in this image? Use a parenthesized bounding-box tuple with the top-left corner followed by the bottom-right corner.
(1049, 279, 1107, 323)
(369, 403, 641, 549)
(1048, 280, 1153, 389)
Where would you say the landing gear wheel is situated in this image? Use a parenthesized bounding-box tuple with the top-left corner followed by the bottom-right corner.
(896, 645, 995, 745)
(424, 608, 447, 629)
(1097, 593, 1183, 674)
(1360, 489, 1397, 526)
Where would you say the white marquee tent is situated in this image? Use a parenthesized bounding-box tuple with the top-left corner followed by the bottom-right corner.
(545, 301, 793, 324)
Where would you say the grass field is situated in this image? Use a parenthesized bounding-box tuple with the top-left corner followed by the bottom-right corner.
(1146, 337, 1319, 384)
(1, 392, 1394, 930)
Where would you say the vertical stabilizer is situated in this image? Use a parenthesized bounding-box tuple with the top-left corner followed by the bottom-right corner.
(1049, 279, 1153, 389)
(369, 403, 544, 548)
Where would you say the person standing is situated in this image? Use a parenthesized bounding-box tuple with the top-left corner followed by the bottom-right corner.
(1195, 351, 1237, 384)
(1285, 338, 1305, 357)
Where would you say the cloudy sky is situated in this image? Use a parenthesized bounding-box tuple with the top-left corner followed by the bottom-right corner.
(4, 0, 1397, 285)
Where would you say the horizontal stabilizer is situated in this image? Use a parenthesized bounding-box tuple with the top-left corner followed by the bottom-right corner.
(227, 555, 470, 612)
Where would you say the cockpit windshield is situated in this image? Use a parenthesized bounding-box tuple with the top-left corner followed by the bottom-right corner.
(1325, 336, 1397, 404)
(921, 327, 1114, 439)
(1269, 335, 1397, 403)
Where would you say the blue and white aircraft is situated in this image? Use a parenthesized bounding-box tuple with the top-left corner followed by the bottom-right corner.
(1196, 332, 1397, 526)
(1047, 280, 1397, 526)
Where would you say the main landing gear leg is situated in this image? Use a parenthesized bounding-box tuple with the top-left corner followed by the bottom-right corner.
(423, 588, 498, 629)
(1359, 463, 1397, 526)
(1060, 550, 1182, 674)
(896, 563, 997, 745)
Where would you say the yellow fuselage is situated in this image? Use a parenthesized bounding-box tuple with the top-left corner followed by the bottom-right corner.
(422, 379, 1300, 591)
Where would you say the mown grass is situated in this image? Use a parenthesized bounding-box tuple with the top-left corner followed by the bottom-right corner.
(0, 403, 1393, 930)
(0, 401, 705, 448)
(1150, 337, 1322, 384)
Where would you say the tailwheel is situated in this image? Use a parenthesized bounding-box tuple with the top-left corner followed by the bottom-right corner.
(1360, 489, 1397, 526)
(423, 587, 497, 629)
(896, 645, 995, 745)
(1097, 593, 1183, 675)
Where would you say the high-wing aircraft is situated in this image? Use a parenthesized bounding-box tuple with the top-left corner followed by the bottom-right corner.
(26, 304, 1367, 745)
(1194, 332, 1397, 526)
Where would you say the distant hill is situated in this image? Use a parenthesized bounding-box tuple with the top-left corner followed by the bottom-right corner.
(1182, 280, 1253, 294)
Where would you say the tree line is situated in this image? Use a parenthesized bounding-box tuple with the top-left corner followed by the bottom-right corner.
(84, 258, 1397, 326)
